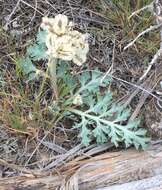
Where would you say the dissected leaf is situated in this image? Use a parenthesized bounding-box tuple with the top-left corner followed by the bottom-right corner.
(68, 69, 149, 150)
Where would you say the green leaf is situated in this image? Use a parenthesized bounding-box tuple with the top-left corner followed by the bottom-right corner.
(78, 71, 111, 94)
(93, 124, 107, 143)
(87, 92, 112, 114)
(68, 97, 149, 149)
(27, 43, 47, 61)
(36, 29, 47, 44)
(16, 56, 41, 80)
(66, 70, 149, 149)
(76, 118, 91, 146)
(79, 72, 91, 86)
(80, 126, 91, 146)
(135, 128, 147, 136)
(57, 61, 69, 77)
(114, 108, 130, 122)
(109, 128, 120, 147)
(18, 56, 37, 74)
(26, 29, 48, 61)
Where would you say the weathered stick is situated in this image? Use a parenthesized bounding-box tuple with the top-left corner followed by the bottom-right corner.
(1, 143, 162, 190)
(97, 175, 162, 190)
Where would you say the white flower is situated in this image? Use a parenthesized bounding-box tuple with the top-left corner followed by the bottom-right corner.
(73, 94, 83, 105)
(72, 49, 88, 66)
(53, 14, 71, 35)
(45, 33, 57, 53)
(41, 14, 73, 36)
(41, 15, 89, 65)
(46, 34, 74, 60)
(41, 17, 56, 33)
(71, 33, 89, 66)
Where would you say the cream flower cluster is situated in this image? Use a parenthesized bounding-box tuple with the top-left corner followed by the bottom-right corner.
(73, 94, 83, 105)
(41, 14, 89, 66)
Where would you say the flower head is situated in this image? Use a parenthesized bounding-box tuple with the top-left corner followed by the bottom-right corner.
(41, 14, 89, 65)
(41, 14, 72, 36)
(73, 94, 83, 105)
(46, 34, 74, 61)
(70, 32, 89, 65)
(53, 14, 73, 35)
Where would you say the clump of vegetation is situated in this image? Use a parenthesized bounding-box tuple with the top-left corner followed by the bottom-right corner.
(92, 0, 158, 54)
(14, 14, 149, 149)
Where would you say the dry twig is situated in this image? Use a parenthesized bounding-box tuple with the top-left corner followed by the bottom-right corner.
(124, 23, 162, 51)
(128, 2, 153, 19)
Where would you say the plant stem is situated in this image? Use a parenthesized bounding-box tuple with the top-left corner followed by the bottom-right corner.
(68, 108, 133, 134)
(48, 57, 58, 100)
